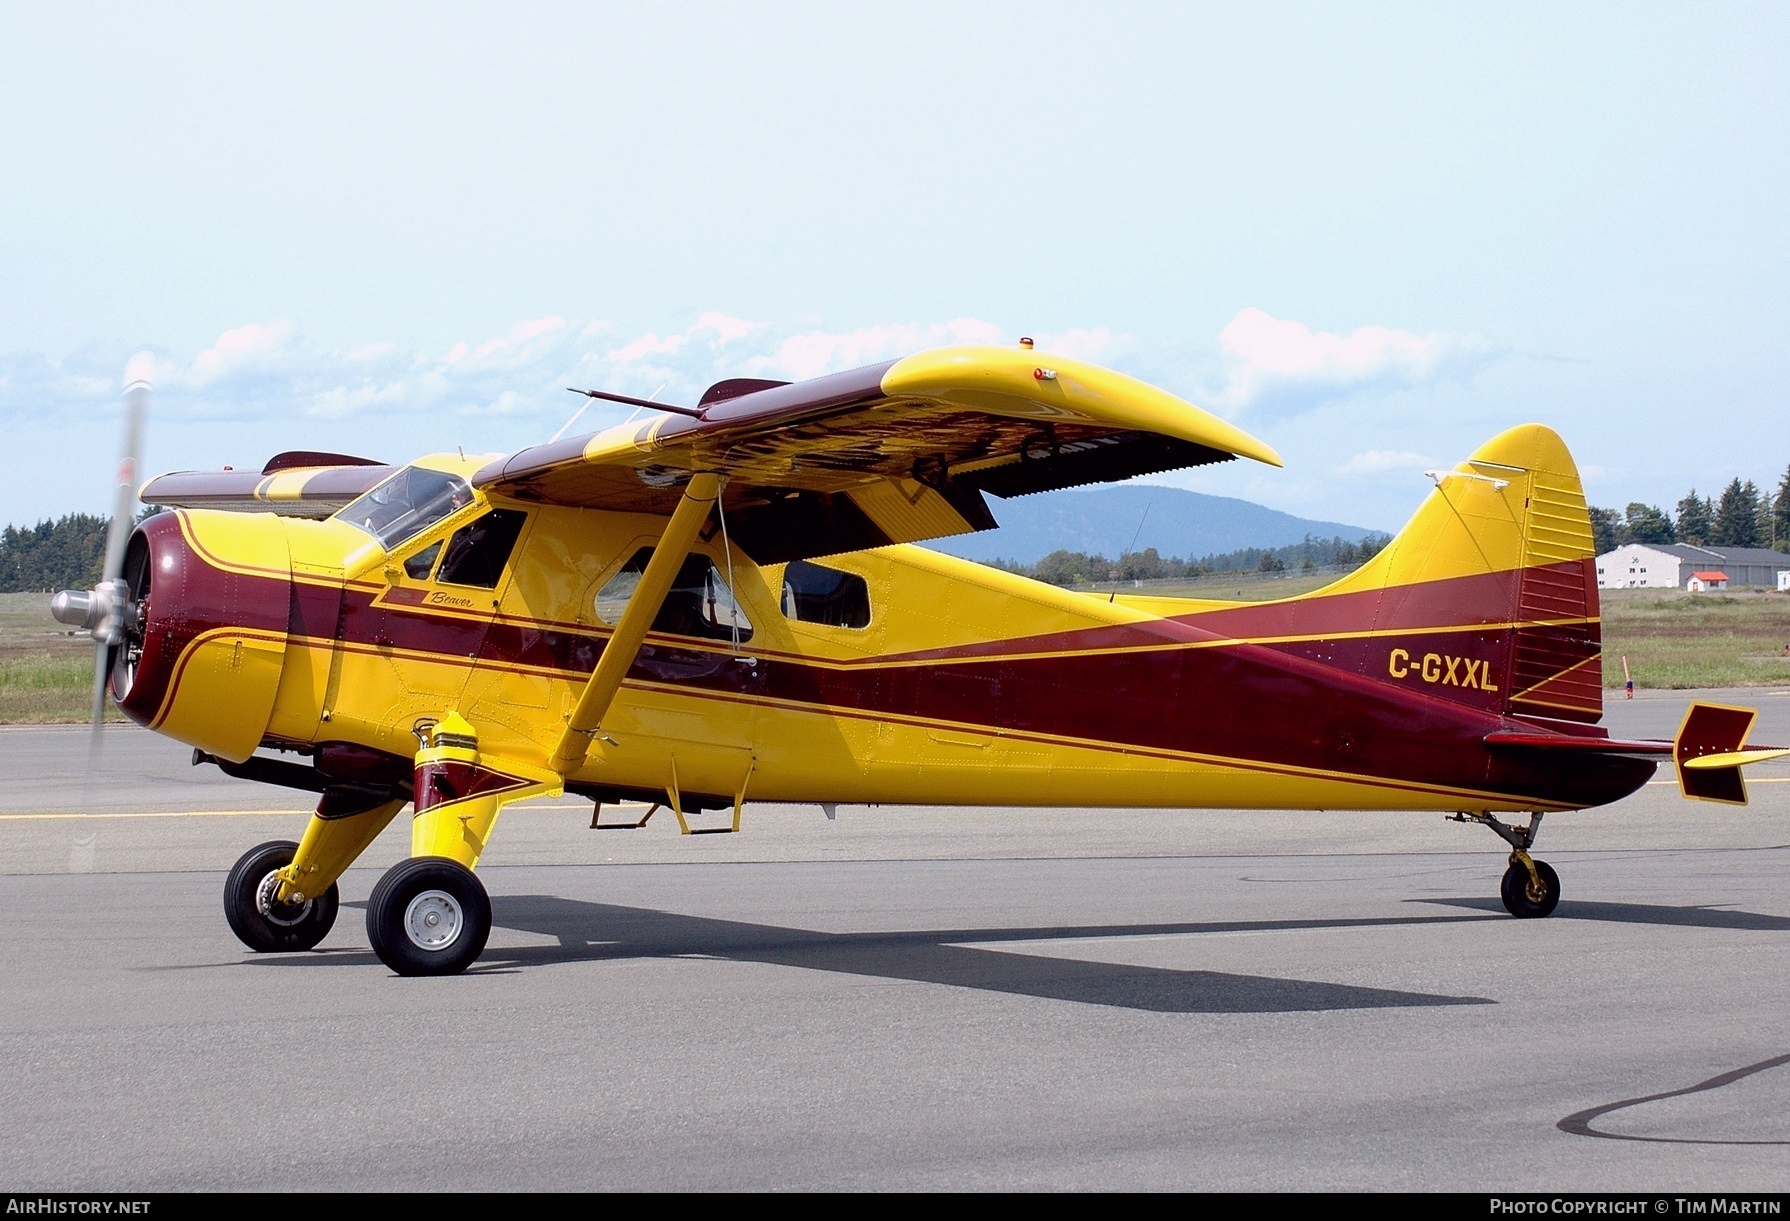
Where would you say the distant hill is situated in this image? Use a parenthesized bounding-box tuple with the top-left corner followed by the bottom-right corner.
(924, 485, 1378, 565)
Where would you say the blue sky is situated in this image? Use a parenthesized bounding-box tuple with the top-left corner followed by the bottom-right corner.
(2, 3, 1786, 535)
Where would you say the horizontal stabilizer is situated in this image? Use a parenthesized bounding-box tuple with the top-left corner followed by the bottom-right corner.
(1681, 748, 1790, 770)
(1673, 702, 1788, 806)
(142, 462, 395, 518)
(1483, 730, 1671, 761)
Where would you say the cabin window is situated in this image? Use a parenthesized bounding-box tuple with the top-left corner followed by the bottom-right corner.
(436, 509, 528, 588)
(781, 560, 871, 629)
(594, 547, 754, 643)
(403, 541, 443, 580)
(339, 466, 473, 550)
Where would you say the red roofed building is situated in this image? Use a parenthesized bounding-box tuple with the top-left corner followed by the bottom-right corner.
(1686, 571, 1729, 592)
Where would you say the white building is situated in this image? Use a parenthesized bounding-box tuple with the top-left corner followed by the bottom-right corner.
(1596, 543, 1790, 590)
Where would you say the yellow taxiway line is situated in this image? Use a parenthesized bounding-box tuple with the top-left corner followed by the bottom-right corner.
(0, 801, 643, 822)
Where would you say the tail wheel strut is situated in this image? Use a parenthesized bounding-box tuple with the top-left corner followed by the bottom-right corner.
(1449, 811, 1562, 919)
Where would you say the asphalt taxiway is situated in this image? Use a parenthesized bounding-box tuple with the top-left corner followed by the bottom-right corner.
(1, 688, 1787, 1190)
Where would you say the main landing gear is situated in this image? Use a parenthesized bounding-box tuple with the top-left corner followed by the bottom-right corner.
(219, 714, 557, 975)
(224, 840, 495, 974)
(364, 857, 492, 977)
(1450, 811, 1562, 918)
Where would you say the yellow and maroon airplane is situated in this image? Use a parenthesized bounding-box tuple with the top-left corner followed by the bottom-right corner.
(51, 343, 1788, 975)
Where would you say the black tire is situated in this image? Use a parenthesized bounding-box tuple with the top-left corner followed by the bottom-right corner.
(365, 856, 492, 977)
(1500, 858, 1561, 918)
(224, 840, 340, 953)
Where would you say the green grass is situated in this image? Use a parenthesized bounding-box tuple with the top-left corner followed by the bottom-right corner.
(1600, 588, 1790, 689)
(4, 581, 1787, 724)
(1070, 577, 1790, 689)
(0, 653, 120, 722)
(0, 591, 123, 722)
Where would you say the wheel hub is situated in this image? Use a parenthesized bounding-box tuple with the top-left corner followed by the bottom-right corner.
(255, 871, 312, 927)
(403, 889, 464, 951)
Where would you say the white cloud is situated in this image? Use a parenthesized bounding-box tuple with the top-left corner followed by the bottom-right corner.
(0, 311, 1136, 453)
(692, 311, 758, 346)
(189, 320, 295, 384)
(1334, 449, 1439, 475)
(1030, 326, 1127, 364)
(471, 315, 567, 361)
(123, 351, 156, 388)
(1215, 307, 1490, 416)
(608, 312, 760, 365)
(607, 330, 685, 364)
(747, 317, 1005, 381)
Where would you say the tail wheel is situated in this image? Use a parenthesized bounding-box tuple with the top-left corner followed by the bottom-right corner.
(1500, 858, 1561, 919)
(366, 856, 491, 976)
(224, 840, 339, 952)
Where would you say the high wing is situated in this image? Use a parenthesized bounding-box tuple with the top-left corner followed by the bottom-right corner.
(474, 345, 1281, 564)
(141, 451, 392, 518)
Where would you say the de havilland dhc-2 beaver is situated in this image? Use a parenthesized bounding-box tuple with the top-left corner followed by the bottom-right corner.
(51, 342, 1789, 975)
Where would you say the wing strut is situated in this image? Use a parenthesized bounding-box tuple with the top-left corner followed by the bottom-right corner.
(548, 472, 721, 775)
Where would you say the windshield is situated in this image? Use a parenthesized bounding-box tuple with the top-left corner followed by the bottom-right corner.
(338, 466, 474, 550)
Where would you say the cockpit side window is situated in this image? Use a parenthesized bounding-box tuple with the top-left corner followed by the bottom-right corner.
(338, 467, 474, 550)
(402, 541, 443, 580)
(594, 547, 755, 644)
(435, 509, 528, 588)
(781, 560, 871, 628)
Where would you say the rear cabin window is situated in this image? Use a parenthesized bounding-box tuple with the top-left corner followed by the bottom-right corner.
(781, 560, 871, 629)
(595, 547, 754, 644)
(434, 509, 528, 588)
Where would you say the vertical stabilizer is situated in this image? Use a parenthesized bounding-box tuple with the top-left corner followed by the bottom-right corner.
(1301, 424, 1603, 722)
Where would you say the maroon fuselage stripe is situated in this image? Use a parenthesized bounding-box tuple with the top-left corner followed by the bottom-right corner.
(123, 515, 1650, 810)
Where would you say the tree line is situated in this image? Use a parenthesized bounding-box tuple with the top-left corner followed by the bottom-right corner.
(0, 513, 110, 592)
(1589, 466, 1790, 555)
(0, 512, 1390, 594)
(0, 509, 170, 592)
(6, 462, 1788, 595)
(984, 533, 1393, 588)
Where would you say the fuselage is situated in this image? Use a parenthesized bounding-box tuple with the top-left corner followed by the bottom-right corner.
(113, 471, 1655, 817)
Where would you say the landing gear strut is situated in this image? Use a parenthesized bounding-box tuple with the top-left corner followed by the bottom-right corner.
(1449, 812, 1561, 919)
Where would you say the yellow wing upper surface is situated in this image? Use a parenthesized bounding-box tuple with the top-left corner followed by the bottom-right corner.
(473, 345, 1280, 564)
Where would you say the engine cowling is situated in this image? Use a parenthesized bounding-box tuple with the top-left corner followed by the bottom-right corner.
(108, 511, 296, 763)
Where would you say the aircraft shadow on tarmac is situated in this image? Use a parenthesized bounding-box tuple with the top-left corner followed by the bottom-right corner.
(290, 898, 1501, 1013)
(1419, 897, 1790, 931)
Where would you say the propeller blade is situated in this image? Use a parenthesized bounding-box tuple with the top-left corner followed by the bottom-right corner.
(89, 641, 111, 741)
(88, 353, 152, 755)
(101, 355, 152, 585)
